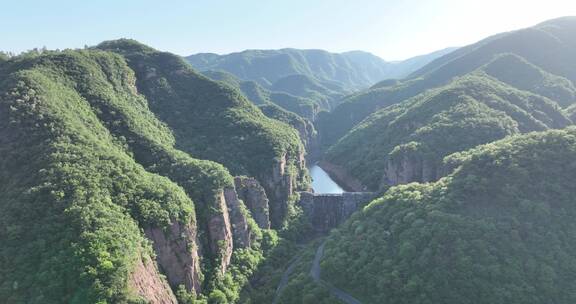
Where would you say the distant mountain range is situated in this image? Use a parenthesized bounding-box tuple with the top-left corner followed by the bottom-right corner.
(187, 48, 456, 89)
(320, 16, 576, 191)
(187, 48, 456, 111)
(190, 48, 455, 162)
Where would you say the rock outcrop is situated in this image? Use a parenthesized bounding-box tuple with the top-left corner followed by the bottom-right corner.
(224, 187, 253, 249)
(234, 176, 271, 229)
(208, 191, 234, 275)
(383, 146, 437, 187)
(294, 120, 320, 162)
(144, 221, 202, 295)
(129, 253, 178, 304)
(261, 150, 306, 228)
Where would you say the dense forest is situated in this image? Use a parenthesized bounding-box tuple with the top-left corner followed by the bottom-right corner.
(281, 128, 576, 304)
(3, 13, 576, 304)
(187, 48, 455, 115)
(272, 16, 576, 304)
(319, 17, 576, 191)
(317, 17, 576, 148)
(0, 41, 309, 303)
(325, 71, 572, 190)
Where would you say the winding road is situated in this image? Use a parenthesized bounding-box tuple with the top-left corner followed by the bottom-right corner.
(310, 242, 363, 304)
(272, 254, 303, 304)
(273, 240, 362, 304)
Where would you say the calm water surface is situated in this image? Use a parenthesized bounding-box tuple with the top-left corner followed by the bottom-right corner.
(309, 165, 344, 194)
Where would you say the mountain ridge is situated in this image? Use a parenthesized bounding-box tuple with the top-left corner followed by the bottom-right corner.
(318, 16, 576, 151)
(0, 40, 309, 303)
(186, 47, 456, 91)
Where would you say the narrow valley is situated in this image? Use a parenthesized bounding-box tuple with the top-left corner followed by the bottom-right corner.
(2, 4, 576, 304)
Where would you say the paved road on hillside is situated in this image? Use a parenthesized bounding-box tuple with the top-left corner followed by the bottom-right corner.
(310, 242, 363, 304)
(273, 241, 363, 304)
(272, 254, 303, 304)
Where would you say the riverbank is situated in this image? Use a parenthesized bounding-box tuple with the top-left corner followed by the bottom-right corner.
(318, 160, 367, 192)
(308, 164, 344, 194)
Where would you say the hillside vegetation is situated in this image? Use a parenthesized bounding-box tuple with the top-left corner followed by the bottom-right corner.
(188, 48, 456, 89)
(188, 49, 387, 90)
(318, 17, 576, 147)
(325, 73, 572, 190)
(188, 48, 456, 113)
(201, 70, 319, 122)
(317, 127, 576, 303)
(5, 14, 576, 304)
(0, 41, 309, 303)
(319, 17, 576, 192)
(97, 40, 305, 181)
(200, 69, 319, 157)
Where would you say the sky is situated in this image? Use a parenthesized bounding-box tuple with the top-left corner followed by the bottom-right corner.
(1, 0, 576, 60)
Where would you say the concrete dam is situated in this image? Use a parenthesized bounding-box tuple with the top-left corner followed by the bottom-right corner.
(298, 191, 375, 232)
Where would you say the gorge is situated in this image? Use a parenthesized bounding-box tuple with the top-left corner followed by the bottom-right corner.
(3, 14, 576, 304)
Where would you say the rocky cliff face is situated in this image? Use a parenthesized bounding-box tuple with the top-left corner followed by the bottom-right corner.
(208, 191, 234, 275)
(234, 176, 271, 229)
(299, 105, 319, 123)
(129, 253, 178, 304)
(298, 192, 375, 232)
(383, 150, 437, 187)
(224, 187, 254, 249)
(260, 151, 306, 228)
(142, 181, 267, 297)
(144, 221, 203, 295)
(295, 121, 320, 162)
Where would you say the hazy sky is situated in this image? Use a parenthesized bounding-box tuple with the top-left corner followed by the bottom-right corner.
(2, 0, 575, 60)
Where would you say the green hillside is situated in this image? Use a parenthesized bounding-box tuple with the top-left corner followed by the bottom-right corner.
(482, 54, 576, 107)
(270, 74, 347, 110)
(0, 41, 309, 303)
(186, 49, 390, 91)
(199, 69, 319, 156)
(187, 48, 455, 91)
(314, 127, 576, 304)
(5, 12, 576, 304)
(317, 17, 576, 147)
(96, 40, 308, 228)
(0, 49, 217, 303)
(259, 103, 318, 151)
(201, 70, 319, 122)
(324, 73, 572, 190)
(96, 40, 304, 178)
(191, 48, 457, 119)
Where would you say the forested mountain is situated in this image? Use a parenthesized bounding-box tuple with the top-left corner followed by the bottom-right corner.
(187, 48, 456, 90)
(187, 49, 384, 90)
(319, 17, 576, 191)
(187, 48, 456, 110)
(201, 70, 320, 121)
(324, 72, 572, 190)
(282, 127, 576, 304)
(377, 47, 458, 79)
(200, 70, 319, 158)
(318, 17, 576, 147)
(4, 13, 576, 304)
(270, 74, 346, 110)
(0, 40, 309, 303)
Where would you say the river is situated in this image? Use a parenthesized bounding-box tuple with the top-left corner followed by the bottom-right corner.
(309, 164, 344, 194)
